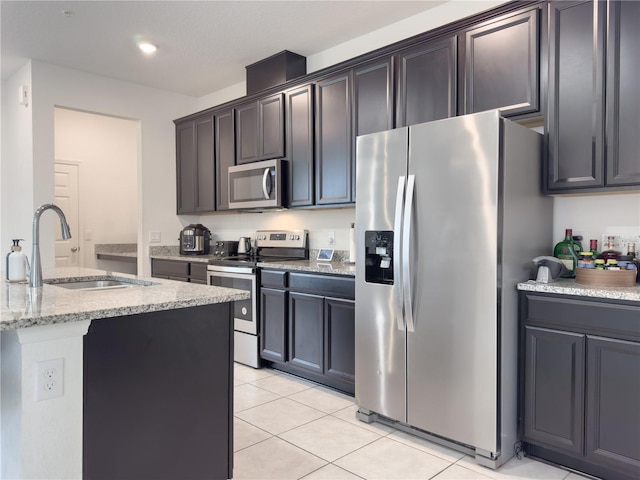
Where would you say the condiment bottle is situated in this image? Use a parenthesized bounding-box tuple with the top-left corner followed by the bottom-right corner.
(553, 228, 580, 277)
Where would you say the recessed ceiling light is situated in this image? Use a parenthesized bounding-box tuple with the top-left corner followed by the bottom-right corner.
(138, 42, 158, 55)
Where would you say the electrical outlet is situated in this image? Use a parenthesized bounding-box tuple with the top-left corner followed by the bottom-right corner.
(328, 231, 335, 245)
(149, 231, 161, 243)
(600, 234, 640, 254)
(36, 358, 64, 401)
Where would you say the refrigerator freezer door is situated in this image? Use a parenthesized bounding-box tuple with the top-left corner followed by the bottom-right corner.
(355, 127, 409, 423)
(406, 111, 501, 453)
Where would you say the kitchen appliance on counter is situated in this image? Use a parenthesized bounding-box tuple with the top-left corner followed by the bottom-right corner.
(237, 237, 251, 254)
(207, 229, 308, 368)
(228, 159, 287, 210)
(355, 110, 552, 468)
(180, 224, 211, 255)
(212, 241, 238, 258)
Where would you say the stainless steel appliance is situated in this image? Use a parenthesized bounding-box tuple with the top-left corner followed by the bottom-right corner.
(212, 241, 238, 258)
(355, 110, 552, 468)
(237, 237, 251, 254)
(207, 229, 308, 368)
(228, 159, 286, 210)
(180, 224, 211, 255)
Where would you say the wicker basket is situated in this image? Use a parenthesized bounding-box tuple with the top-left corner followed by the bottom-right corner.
(575, 268, 637, 287)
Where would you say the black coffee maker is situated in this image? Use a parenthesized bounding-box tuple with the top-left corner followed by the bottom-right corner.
(180, 224, 211, 255)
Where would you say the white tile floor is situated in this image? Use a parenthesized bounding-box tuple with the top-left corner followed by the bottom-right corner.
(233, 363, 595, 480)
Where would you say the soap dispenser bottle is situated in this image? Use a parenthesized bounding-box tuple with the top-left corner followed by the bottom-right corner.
(6, 239, 29, 283)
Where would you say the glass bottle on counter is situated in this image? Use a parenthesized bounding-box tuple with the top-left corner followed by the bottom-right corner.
(553, 228, 579, 277)
(600, 235, 621, 261)
(589, 239, 600, 258)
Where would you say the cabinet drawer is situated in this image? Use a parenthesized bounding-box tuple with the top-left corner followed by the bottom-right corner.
(262, 270, 288, 288)
(190, 263, 208, 282)
(523, 293, 640, 342)
(152, 259, 189, 279)
(289, 273, 354, 299)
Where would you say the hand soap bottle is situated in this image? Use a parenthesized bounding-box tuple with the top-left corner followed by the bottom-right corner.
(6, 239, 29, 283)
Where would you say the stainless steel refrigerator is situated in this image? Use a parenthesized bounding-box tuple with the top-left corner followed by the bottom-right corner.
(354, 110, 552, 468)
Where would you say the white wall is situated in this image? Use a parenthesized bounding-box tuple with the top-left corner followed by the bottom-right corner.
(2, 60, 197, 277)
(1, 62, 34, 264)
(54, 108, 138, 269)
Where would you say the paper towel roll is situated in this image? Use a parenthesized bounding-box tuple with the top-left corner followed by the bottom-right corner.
(349, 223, 356, 263)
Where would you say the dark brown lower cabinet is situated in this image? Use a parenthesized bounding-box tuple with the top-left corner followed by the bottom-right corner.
(260, 270, 355, 394)
(520, 292, 640, 480)
(83, 304, 233, 480)
(151, 258, 208, 283)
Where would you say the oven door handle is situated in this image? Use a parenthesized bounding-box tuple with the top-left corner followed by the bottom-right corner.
(207, 266, 255, 276)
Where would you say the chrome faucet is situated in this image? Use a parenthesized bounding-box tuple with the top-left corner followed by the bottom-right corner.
(29, 204, 72, 288)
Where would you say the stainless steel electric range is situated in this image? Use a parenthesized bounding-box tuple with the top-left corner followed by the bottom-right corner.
(207, 230, 308, 368)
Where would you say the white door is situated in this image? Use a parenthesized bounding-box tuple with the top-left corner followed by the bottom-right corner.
(54, 162, 80, 267)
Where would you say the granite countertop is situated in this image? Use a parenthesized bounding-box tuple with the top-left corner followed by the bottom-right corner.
(258, 259, 356, 276)
(95, 243, 138, 262)
(517, 278, 640, 302)
(1, 267, 249, 332)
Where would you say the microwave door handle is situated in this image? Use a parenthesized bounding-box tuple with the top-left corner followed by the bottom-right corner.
(393, 176, 406, 331)
(262, 168, 271, 199)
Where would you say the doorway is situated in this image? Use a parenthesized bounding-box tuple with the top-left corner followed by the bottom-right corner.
(54, 108, 139, 271)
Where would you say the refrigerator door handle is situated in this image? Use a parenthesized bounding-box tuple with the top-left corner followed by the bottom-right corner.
(393, 176, 406, 331)
(403, 174, 416, 332)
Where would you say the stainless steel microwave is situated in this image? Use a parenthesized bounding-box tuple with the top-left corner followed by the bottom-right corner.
(228, 159, 286, 210)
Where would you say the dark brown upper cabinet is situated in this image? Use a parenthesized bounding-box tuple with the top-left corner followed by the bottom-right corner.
(396, 36, 457, 127)
(462, 7, 540, 117)
(215, 108, 235, 211)
(546, 0, 639, 193)
(175, 114, 215, 214)
(235, 93, 285, 165)
(286, 84, 315, 207)
(315, 71, 353, 205)
(353, 56, 395, 137)
(605, 0, 640, 187)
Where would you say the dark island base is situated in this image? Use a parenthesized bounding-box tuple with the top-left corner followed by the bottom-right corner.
(83, 304, 233, 480)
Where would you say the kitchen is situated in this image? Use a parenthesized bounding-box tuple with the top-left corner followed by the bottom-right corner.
(2, 1, 640, 479)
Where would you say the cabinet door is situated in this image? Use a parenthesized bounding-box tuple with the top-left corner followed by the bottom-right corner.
(260, 287, 287, 363)
(286, 85, 315, 207)
(523, 326, 585, 455)
(353, 56, 394, 137)
(215, 109, 234, 211)
(324, 297, 355, 385)
(235, 101, 258, 164)
(463, 8, 539, 117)
(396, 36, 457, 127)
(194, 115, 215, 212)
(289, 292, 324, 373)
(586, 336, 640, 477)
(546, 1, 606, 191)
(315, 72, 353, 205)
(258, 93, 285, 161)
(605, 0, 640, 187)
(176, 120, 195, 214)
(151, 259, 189, 281)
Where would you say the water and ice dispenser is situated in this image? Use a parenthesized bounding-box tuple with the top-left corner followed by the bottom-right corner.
(364, 231, 394, 285)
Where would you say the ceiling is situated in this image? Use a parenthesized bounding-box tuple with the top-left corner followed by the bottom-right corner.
(1, 0, 447, 97)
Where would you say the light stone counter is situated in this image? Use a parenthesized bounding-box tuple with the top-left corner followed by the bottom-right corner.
(259, 259, 356, 276)
(1, 267, 249, 331)
(517, 278, 640, 302)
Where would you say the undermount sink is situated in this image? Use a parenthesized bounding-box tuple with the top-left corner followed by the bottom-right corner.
(45, 277, 154, 291)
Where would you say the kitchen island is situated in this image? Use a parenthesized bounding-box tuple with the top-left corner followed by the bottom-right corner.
(1, 267, 248, 480)
(517, 279, 640, 480)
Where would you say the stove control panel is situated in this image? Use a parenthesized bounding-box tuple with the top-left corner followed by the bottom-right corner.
(254, 230, 308, 248)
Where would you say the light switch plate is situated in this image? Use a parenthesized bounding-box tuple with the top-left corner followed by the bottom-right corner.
(149, 231, 161, 243)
